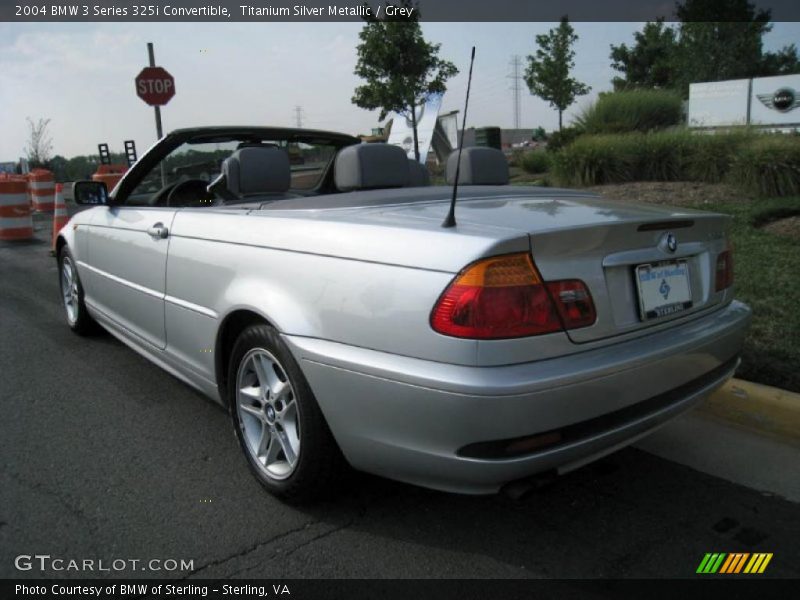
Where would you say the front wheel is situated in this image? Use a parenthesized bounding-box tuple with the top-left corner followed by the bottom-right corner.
(228, 323, 345, 501)
(58, 247, 98, 335)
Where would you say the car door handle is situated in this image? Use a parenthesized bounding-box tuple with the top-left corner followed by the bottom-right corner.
(147, 223, 169, 239)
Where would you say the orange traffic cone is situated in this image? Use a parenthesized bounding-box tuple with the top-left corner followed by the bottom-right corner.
(51, 183, 69, 255)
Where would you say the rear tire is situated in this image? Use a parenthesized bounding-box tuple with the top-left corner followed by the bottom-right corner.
(228, 323, 345, 502)
(58, 247, 98, 336)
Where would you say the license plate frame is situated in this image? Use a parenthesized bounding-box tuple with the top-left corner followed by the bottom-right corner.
(635, 259, 693, 321)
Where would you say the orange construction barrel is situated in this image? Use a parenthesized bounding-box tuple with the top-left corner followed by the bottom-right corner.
(0, 175, 34, 241)
(28, 168, 55, 212)
(92, 164, 128, 192)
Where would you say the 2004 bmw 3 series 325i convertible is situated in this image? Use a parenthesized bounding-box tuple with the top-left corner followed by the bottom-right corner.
(57, 126, 751, 501)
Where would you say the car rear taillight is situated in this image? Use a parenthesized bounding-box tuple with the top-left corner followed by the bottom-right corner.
(545, 280, 597, 329)
(430, 253, 595, 339)
(715, 245, 734, 291)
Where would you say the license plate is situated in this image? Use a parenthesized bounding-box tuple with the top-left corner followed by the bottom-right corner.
(635, 260, 692, 320)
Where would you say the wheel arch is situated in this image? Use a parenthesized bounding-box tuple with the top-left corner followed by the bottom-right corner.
(214, 308, 276, 407)
(55, 234, 68, 259)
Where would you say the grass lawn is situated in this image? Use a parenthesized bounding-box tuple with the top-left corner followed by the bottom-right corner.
(713, 197, 800, 393)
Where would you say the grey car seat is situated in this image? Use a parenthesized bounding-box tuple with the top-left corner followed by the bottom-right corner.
(445, 147, 509, 185)
(225, 146, 292, 197)
(334, 143, 410, 191)
(208, 146, 293, 201)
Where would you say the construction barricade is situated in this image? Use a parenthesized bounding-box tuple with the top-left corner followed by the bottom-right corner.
(92, 164, 127, 192)
(28, 169, 55, 212)
(0, 175, 34, 241)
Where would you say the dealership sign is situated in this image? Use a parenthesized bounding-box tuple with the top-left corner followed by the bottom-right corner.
(689, 74, 800, 128)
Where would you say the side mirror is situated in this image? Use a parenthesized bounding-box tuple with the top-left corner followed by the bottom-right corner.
(73, 180, 109, 205)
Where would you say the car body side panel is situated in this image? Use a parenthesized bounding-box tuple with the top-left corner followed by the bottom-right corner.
(164, 301, 219, 385)
(171, 207, 528, 273)
(164, 217, 484, 366)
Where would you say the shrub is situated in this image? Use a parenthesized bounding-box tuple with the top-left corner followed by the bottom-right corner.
(574, 90, 683, 134)
(686, 132, 750, 184)
(520, 150, 551, 174)
(730, 135, 800, 197)
(551, 134, 638, 186)
(551, 129, 800, 195)
(508, 149, 521, 167)
(546, 126, 583, 153)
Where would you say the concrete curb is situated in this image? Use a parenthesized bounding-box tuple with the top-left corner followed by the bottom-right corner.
(698, 378, 800, 446)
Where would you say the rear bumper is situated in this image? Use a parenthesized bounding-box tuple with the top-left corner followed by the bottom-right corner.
(285, 300, 751, 494)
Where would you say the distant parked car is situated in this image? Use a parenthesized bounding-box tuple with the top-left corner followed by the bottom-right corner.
(56, 126, 751, 500)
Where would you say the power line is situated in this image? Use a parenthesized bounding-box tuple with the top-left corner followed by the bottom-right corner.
(507, 55, 523, 129)
(294, 105, 305, 128)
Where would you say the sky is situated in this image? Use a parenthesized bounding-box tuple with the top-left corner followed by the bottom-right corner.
(0, 21, 798, 159)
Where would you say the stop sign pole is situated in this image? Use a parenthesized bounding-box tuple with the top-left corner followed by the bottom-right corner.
(147, 42, 163, 139)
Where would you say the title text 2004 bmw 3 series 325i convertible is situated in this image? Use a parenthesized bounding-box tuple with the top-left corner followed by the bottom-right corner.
(57, 127, 751, 501)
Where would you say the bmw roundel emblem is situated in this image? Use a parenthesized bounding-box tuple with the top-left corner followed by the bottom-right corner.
(773, 88, 795, 111)
(666, 233, 677, 253)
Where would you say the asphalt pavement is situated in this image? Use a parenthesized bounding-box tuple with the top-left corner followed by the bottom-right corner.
(1, 218, 799, 580)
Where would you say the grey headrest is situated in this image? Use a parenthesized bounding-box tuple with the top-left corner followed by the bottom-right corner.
(446, 147, 509, 185)
(223, 146, 291, 195)
(407, 159, 431, 187)
(335, 143, 410, 192)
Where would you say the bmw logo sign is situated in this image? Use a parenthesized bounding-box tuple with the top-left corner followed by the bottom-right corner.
(773, 88, 795, 112)
(757, 87, 800, 113)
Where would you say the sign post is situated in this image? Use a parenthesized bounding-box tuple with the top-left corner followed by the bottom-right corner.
(135, 43, 175, 185)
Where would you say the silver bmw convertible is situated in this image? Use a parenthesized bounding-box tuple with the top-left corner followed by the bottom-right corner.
(57, 126, 751, 500)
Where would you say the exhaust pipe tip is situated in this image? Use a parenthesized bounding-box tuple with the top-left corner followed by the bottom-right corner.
(500, 470, 558, 501)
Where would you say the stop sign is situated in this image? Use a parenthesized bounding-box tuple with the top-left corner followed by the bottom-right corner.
(135, 66, 175, 106)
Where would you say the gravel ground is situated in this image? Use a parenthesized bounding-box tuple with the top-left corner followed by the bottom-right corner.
(586, 181, 754, 208)
(761, 216, 800, 241)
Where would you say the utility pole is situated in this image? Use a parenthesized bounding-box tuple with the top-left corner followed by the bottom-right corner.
(507, 55, 522, 130)
(294, 105, 305, 128)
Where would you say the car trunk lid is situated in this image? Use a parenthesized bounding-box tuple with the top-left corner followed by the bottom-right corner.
(377, 192, 732, 344)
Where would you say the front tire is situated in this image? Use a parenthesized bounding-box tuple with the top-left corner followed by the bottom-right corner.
(58, 247, 98, 335)
(228, 323, 345, 502)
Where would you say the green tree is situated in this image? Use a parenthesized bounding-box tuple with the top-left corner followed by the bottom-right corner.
(525, 17, 590, 131)
(672, 0, 772, 91)
(610, 20, 678, 91)
(758, 43, 800, 76)
(610, 0, 800, 96)
(352, 1, 458, 161)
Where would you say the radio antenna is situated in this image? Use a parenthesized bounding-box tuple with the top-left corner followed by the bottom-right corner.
(442, 46, 475, 229)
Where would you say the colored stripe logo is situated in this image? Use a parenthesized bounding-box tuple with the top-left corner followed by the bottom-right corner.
(696, 553, 773, 574)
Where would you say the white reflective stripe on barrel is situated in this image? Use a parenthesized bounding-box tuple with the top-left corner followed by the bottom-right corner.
(0, 193, 28, 206)
(0, 216, 33, 228)
(28, 180, 54, 189)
